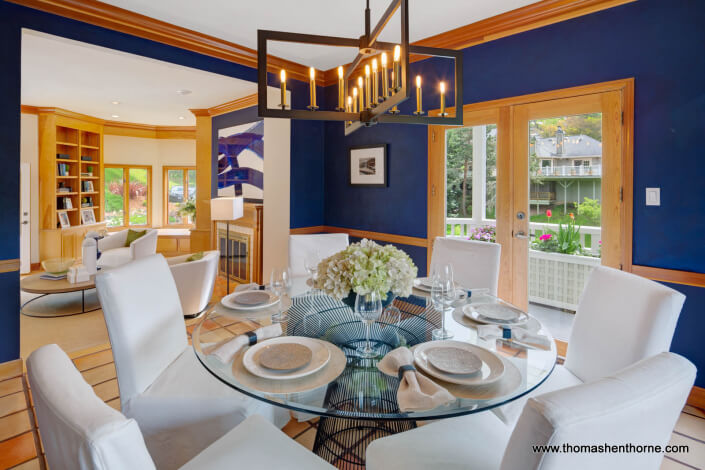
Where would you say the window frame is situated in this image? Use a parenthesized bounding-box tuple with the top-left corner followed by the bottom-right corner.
(104, 164, 152, 230)
(163, 166, 196, 227)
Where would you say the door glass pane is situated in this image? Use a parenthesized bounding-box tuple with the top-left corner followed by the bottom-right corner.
(485, 124, 497, 219)
(528, 113, 602, 314)
(104, 167, 124, 227)
(128, 168, 149, 226)
(445, 128, 472, 234)
(167, 169, 184, 224)
(186, 169, 196, 224)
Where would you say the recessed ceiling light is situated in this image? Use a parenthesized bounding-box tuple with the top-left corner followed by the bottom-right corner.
(178, 116, 185, 120)
(111, 114, 120, 118)
(111, 100, 120, 105)
(176, 89, 192, 96)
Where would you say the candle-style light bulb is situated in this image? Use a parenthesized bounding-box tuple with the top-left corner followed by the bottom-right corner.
(279, 69, 286, 109)
(346, 95, 353, 125)
(439, 81, 446, 116)
(352, 86, 359, 113)
(372, 58, 379, 105)
(381, 52, 389, 99)
(357, 76, 364, 111)
(337, 65, 344, 111)
(364, 65, 371, 109)
(414, 75, 423, 115)
(393, 45, 401, 90)
(308, 67, 318, 110)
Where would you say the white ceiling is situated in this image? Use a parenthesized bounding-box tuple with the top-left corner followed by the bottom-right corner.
(99, 0, 538, 70)
(21, 30, 257, 126)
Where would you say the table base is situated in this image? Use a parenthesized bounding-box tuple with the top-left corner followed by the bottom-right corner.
(21, 289, 101, 318)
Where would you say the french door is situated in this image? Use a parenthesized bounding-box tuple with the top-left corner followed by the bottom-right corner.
(429, 80, 632, 310)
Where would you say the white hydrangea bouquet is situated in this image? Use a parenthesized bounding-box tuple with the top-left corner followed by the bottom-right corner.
(315, 239, 418, 305)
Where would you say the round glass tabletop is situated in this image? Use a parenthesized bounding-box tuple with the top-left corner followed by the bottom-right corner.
(192, 285, 557, 421)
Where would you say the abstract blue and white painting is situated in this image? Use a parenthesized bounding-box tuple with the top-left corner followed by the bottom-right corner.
(217, 120, 263, 201)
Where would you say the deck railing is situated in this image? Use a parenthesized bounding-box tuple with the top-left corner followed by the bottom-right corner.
(533, 164, 602, 177)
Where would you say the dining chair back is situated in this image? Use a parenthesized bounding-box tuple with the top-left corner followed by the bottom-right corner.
(96, 254, 187, 405)
(431, 237, 501, 295)
(501, 352, 696, 470)
(564, 266, 686, 383)
(27, 344, 156, 470)
(289, 233, 349, 276)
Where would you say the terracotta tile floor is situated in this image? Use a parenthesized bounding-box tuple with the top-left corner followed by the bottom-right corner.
(3, 274, 705, 469)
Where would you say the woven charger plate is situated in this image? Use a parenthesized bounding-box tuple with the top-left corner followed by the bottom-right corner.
(232, 339, 346, 394)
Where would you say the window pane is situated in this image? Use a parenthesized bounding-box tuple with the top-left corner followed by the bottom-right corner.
(445, 127, 472, 224)
(485, 124, 497, 219)
(128, 168, 149, 226)
(186, 169, 196, 224)
(104, 167, 124, 227)
(167, 170, 184, 224)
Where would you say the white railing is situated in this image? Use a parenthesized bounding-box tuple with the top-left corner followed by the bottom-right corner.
(532, 164, 601, 177)
(446, 218, 601, 253)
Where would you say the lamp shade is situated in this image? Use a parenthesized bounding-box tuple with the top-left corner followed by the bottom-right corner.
(210, 197, 244, 221)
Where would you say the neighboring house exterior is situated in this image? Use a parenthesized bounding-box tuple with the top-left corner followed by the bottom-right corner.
(530, 126, 602, 209)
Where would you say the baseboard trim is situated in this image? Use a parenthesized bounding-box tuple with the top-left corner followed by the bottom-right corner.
(290, 226, 428, 247)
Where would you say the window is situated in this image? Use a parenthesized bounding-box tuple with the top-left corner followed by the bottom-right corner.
(164, 167, 196, 225)
(104, 165, 151, 228)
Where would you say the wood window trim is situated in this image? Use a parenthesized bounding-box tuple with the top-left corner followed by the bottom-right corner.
(163, 166, 196, 228)
(104, 164, 152, 230)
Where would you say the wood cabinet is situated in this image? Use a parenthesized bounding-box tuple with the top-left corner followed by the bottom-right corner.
(40, 222, 107, 261)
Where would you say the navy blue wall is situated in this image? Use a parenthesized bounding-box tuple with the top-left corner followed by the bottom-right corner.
(321, 0, 705, 385)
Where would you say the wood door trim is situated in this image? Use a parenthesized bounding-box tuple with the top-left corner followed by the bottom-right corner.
(289, 226, 427, 248)
(631, 265, 705, 289)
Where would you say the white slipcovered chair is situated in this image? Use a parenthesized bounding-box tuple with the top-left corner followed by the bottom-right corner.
(95, 255, 289, 469)
(27, 344, 334, 470)
(492, 265, 686, 426)
(166, 250, 219, 318)
(288, 233, 349, 277)
(97, 228, 157, 269)
(431, 237, 501, 295)
(366, 352, 696, 470)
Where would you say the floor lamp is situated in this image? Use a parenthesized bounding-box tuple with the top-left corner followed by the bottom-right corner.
(210, 196, 244, 295)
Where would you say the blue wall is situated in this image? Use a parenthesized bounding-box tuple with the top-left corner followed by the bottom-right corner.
(320, 0, 705, 385)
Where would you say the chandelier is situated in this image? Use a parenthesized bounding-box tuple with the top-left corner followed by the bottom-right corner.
(256, 0, 463, 135)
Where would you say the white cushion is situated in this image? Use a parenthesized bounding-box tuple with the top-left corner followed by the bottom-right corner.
(127, 347, 290, 469)
(288, 234, 349, 276)
(181, 414, 334, 470)
(167, 250, 219, 316)
(366, 409, 511, 470)
(492, 364, 582, 426)
(97, 247, 131, 269)
(26, 344, 155, 470)
(564, 266, 685, 383)
(431, 237, 501, 295)
(500, 352, 696, 470)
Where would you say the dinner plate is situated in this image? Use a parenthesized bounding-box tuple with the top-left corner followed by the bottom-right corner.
(413, 277, 433, 292)
(462, 304, 529, 326)
(243, 337, 330, 380)
(221, 291, 279, 311)
(425, 347, 482, 375)
(413, 340, 505, 386)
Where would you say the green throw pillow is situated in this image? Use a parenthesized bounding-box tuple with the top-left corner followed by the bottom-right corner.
(186, 251, 205, 262)
(124, 229, 147, 247)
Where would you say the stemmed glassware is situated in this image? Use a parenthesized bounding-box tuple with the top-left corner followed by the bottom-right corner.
(304, 251, 320, 294)
(270, 267, 291, 323)
(431, 263, 455, 340)
(355, 291, 383, 358)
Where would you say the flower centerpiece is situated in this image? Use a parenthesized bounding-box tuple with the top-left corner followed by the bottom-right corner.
(314, 238, 418, 308)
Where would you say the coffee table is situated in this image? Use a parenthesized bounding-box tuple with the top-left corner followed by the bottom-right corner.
(20, 273, 100, 317)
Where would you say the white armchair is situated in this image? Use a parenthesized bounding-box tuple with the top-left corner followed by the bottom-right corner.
(98, 228, 157, 269)
(27, 344, 334, 470)
(166, 251, 219, 318)
(367, 352, 696, 470)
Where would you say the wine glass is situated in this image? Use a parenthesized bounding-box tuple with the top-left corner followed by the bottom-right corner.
(270, 267, 291, 323)
(303, 250, 320, 293)
(431, 264, 455, 340)
(355, 292, 383, 358)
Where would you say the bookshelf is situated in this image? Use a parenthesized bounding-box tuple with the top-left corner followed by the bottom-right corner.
(39, 110, 106, 261)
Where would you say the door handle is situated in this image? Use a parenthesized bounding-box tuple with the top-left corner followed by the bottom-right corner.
(22, 221, 29, 225)
(513, 231, 529, 239)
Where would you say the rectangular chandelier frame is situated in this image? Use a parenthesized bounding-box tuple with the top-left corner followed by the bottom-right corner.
(256, 0, 463, 135)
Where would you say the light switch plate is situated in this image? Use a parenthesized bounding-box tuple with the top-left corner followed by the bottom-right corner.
(646, 187, 660, 206)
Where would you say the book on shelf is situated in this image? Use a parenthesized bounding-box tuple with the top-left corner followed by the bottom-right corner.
(40, 273, 66, 281)
(56, 153, 70, 159)
(57, 163, 70, 176)
(80, 156, 93, 161)
(57, 187, 71, 193)
(62, 197, 73, 209)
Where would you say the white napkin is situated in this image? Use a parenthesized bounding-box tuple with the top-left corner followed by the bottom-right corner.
(378, 347, 455, 412)
(210, 324, 282, 363)
(476, 324, 551, 349)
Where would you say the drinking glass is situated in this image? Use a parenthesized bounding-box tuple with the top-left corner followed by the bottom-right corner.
(355, 292, 383, 358)
(431, 264, 455, 340)
(303, 251, 320, 293)
(270, 267, 291, 323)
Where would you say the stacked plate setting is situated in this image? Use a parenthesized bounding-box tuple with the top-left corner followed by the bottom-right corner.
(412, 340, 505, 386)
(243, 337, 332, 380)
(221, 290, 279, 311)
(462, 302, 529, 326)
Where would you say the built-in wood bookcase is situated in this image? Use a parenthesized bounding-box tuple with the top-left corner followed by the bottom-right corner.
(38, 110, 106, 261)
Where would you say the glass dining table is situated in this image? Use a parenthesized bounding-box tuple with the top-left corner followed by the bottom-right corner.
(192, 280, 557, 468)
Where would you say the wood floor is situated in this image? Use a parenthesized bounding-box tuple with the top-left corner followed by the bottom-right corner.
(3, 275, 704, 469)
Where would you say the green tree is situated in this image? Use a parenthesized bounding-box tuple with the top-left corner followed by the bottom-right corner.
(446, 127, 472, 218)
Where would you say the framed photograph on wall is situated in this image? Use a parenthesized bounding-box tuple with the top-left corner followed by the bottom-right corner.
(81, 208, 97, 225)
(349, 145, 387, 187)
(58, 211, 70, 229)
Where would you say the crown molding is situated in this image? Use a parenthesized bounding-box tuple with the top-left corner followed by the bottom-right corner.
(321, 0, 635, 86)
(7, 0, 323, 84)
(20, 105, 39, 114)
(207, 93, 258, 116)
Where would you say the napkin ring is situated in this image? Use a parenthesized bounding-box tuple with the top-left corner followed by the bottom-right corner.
(244, 331, 258, 346)
(398, 364, 416, 380)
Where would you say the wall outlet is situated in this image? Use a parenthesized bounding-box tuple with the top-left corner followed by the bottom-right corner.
(646, 187, 660, 206)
